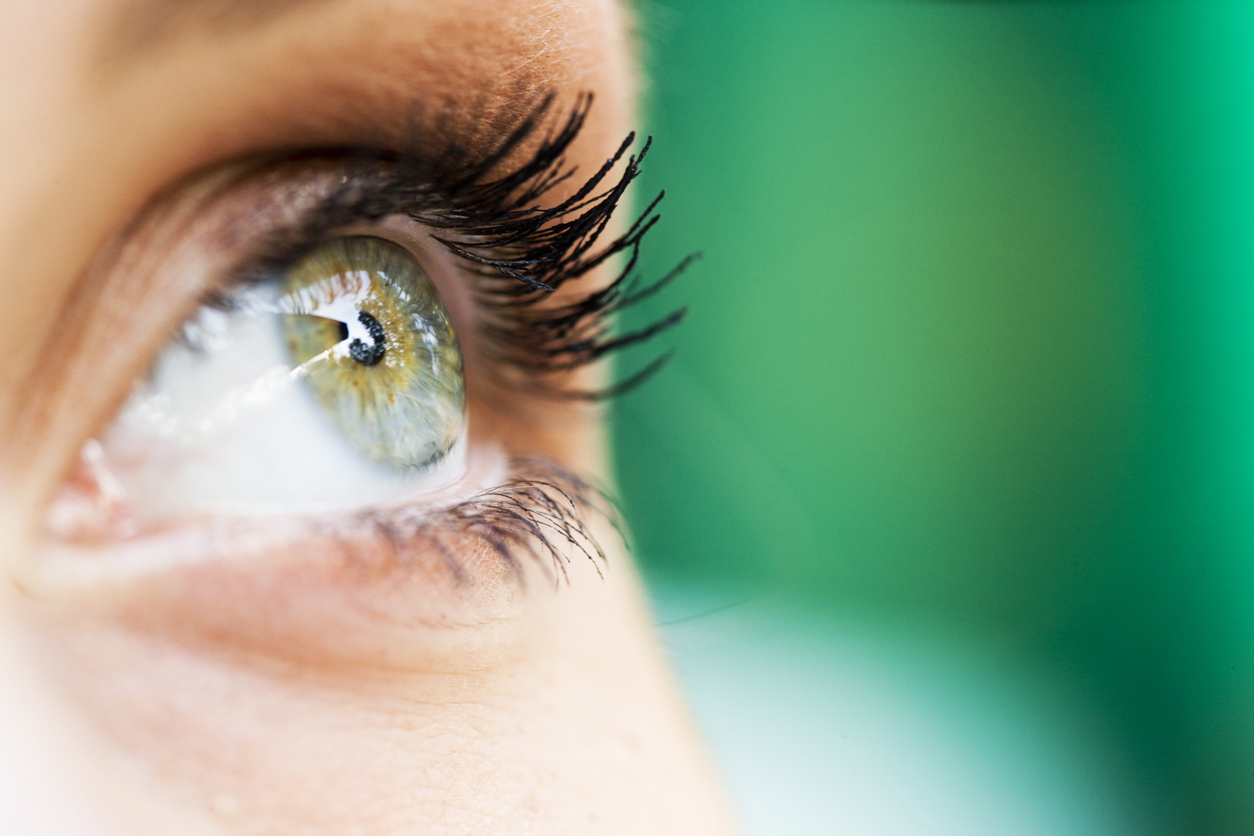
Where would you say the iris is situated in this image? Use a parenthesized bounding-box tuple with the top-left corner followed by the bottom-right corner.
(279, 236, 464, 470)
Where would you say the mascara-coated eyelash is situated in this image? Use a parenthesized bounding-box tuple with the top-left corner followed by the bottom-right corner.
(234, 93, 693, 400)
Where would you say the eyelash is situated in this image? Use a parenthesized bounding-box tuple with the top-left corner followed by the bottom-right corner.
(232, 92, 693, 400)
(347, 457, 618, 586)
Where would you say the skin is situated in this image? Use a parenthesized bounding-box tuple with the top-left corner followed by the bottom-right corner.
(0, 0, 739, 834)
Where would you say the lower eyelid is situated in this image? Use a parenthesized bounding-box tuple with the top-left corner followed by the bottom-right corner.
(25, 457, 610, 672)
(44, 528, 520, 676)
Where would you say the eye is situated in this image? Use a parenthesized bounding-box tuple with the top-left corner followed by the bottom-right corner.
(87, 234, 466, 519)
(30, 98, 681, 573)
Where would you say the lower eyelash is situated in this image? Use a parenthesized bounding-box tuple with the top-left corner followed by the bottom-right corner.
(344, 457, 618, 586)
(42, 454, 618, 592)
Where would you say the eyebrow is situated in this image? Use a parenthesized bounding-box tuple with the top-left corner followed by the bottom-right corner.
(102, 0, 337, 65)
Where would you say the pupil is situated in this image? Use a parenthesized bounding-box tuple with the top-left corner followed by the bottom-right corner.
(336, 321, 349, 342)
(348, 309, 387, 366)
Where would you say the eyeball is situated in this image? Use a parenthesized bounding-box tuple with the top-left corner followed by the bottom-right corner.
(84, 236, 466, 518)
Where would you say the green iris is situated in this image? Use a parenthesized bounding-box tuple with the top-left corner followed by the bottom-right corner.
(279, 236, 464, 469)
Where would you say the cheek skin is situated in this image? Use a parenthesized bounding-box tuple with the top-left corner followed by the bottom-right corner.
(30, 525, 737, 835)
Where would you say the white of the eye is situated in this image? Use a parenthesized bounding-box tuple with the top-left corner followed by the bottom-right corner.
(95, 285, 465, 517)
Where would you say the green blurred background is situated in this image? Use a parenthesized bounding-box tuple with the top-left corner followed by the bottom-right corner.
(610, 2, 1254, 833)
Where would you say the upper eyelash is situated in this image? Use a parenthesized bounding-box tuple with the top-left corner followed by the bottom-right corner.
(236, 93, 693, 400)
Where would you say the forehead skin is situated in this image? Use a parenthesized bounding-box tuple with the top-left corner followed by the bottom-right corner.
(0, 0, 635, 451)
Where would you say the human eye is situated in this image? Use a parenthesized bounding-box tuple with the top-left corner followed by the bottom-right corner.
(28, 96, 671, 625)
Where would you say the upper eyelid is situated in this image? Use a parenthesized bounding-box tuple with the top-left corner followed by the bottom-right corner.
(4, 0, 604, 419)
(224, 93, 590, 282)
(210, 97, 688, 401)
